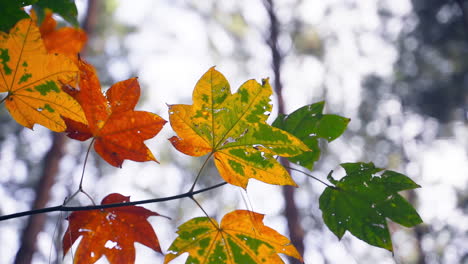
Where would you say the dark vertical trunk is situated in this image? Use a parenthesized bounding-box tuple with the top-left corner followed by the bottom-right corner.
(82, 0, 99, 34)
(408, 189, 427, 264)
(13, 1, 98, 263)
(13, 133, 66, 264)
(263, 0, 305, 262)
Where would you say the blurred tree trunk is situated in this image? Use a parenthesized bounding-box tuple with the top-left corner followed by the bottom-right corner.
(13, 1, 98, 263)
(263, 0, 305, 262)
(408, 188, 426, 264)
(13, 133, 66, 264)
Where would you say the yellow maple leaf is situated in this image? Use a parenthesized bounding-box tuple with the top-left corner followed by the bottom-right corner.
(0, 18, 86, 132)
(165, 210, 303, 264)
(169, 67, 309, 188)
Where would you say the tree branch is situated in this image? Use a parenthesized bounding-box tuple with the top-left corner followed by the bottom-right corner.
(0, 182, 227, 221)
(285, 166, 333, 188)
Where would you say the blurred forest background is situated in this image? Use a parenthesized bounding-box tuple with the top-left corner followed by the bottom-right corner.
(0, 0, 467, 263)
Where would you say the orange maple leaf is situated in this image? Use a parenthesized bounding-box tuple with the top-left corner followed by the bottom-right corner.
(63, 193, 164, 264)
(32, 9, 87, 60)
(63, 59, 166, 167)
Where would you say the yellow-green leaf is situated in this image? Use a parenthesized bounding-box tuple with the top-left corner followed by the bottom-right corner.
(165, 210, 303, 264)
(169, 67, 309, 188)
(0, 18, 86, 132)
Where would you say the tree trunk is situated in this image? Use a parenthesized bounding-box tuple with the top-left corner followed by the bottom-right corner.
(263, 0, 305, 262)
(408, 189, 427, 264)
(14, 133, 66, 264)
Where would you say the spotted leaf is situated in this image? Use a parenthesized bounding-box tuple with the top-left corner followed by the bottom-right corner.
(319, 162, 423, 251)
(169, 67, 309, 188)
(0, 18, 86, 131)
(165, 210, 303, 264)
(63, 193, 163, 264)
(63, 59, 166, 167)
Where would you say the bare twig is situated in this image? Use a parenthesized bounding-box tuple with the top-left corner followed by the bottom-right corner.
(285, 165, 333, 187)
(0, 182, 227, 221)
(189, 152, 214, 193)
(190, 196, 219, 229)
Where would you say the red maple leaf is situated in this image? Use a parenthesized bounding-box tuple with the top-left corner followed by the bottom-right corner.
(63, 59, 166, 167)
(63, 193, 164, 264)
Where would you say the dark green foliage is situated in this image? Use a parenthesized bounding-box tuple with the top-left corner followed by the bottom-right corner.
(319, 162, 423, 251)
(0, 0, 78, 33)
(273, 101, 349, 170)
(0, 1, 36, 32)
(34, 0, 79, 27)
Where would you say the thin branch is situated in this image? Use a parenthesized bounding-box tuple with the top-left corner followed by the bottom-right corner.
(189, 152, 213, 193)
(285, 166, 333, 187)
(65, 139, 97, 206)
(79, 138, 95, 189)
(190, 196, 219, 229)
(0, 94, 8, 104)
(0, 181, 228, 221)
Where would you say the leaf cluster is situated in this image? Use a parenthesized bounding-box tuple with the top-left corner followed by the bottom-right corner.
(0, 5, 423, 264)
(0, 0, 78, 32)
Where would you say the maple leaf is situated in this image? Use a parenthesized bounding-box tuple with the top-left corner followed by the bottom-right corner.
(165, 210, 303, 264)
(0, 1, 30, 32)
(34, 0, 80, 27)
(63, 193, 163, 264)
(0, 18, 87, 132)
(319, 162, 423, 251)
(63, 59, 166, 167)
(273, 101, 350, 170)
(34, 9, 87, 60)
(169, 67, 309, 188)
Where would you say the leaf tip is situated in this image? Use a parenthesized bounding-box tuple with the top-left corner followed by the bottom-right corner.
(101, 192, 130, 204)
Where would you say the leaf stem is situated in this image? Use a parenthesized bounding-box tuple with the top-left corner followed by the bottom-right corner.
(79, 138, 95, 189)
(284, 165, 333, 187)
(190, 196, 219, 229)
(0, 94, 8, 105)
(0, 182, 228, 221)
(189, 152, 214, 193)
(64, 139, 97, 206)
(64, 190, 80, 205)
(80, 189, 96, 206)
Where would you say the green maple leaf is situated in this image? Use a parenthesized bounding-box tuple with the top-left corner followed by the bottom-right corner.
(273, 101, 349, 170)
(319, 162, 423, 251)
(0, 0, 79, 33)
(34, 0, 79, 27)
(0, 1, 34, 32)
